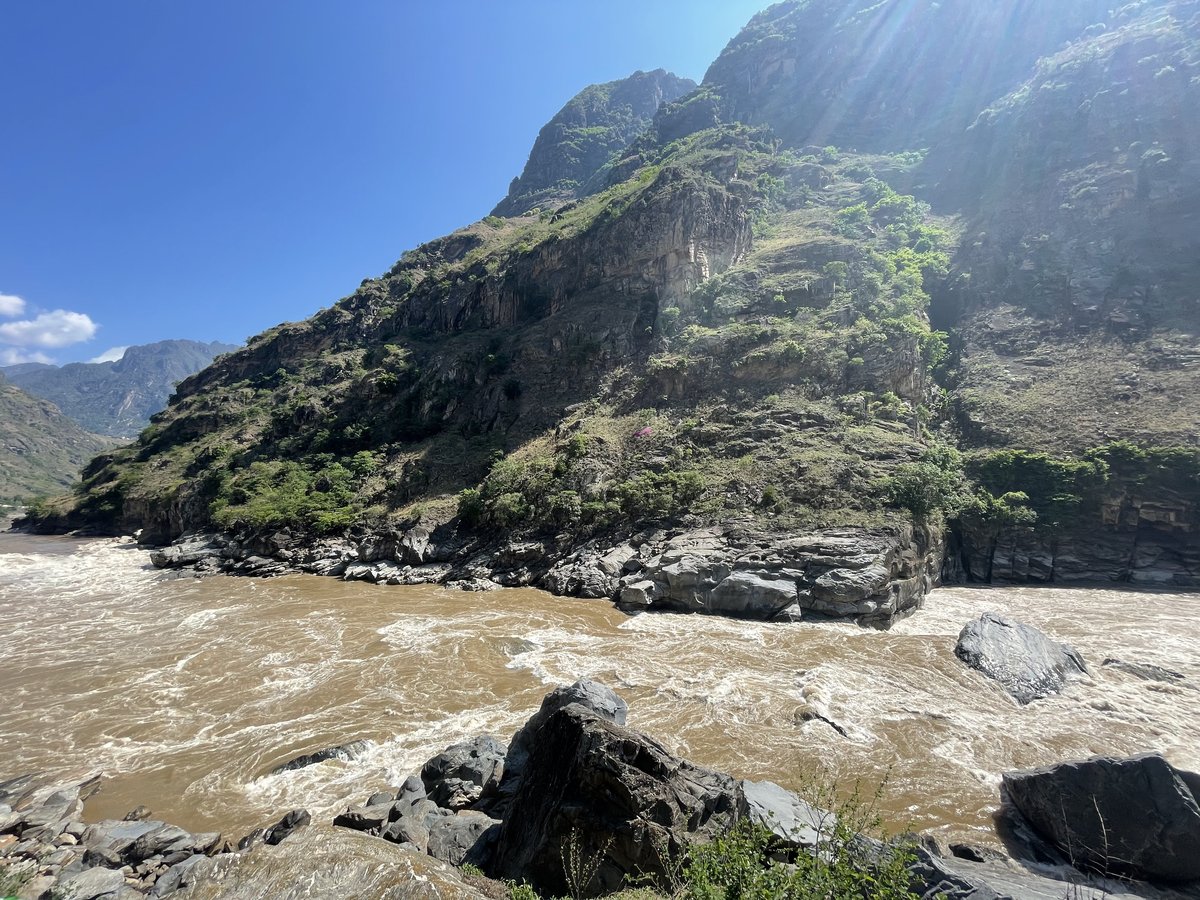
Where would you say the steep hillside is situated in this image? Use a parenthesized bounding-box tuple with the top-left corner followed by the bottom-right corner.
(23, 0, 1200, 606)
(3, 339, 238, 438)
(0, 374, 114, 504)
(492, 69, 695, 217)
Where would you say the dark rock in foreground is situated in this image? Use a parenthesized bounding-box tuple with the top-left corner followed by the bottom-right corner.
(491, 703, 741, 895)
(421, 735, 506, 811)
(1003, 753, 1200, 883)
(954, 613, 1088, 704)
(328, 677, 1191, 899)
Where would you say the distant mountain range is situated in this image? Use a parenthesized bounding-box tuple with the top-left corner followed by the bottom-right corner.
(2, 339, 238, 438)
(0, 373, 116, 504)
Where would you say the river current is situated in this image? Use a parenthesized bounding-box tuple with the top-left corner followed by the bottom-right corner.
(1, 532, 1196, 849)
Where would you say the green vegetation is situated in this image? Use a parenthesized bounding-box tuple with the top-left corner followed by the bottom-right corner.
(879, 441, 1200, 538)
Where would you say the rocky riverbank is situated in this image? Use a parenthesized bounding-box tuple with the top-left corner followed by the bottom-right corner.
(6, 678, 1197, 900)
(140, 521, 944, 628)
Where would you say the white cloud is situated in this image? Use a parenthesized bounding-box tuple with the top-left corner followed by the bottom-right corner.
(0, 348, 54, 366)
(0, 309, 98, 349)
(0, 294, 26, 317)
(89, 346, 128, 364)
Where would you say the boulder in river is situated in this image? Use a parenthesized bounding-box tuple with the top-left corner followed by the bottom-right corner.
(1002, 753, 1200, 883)
(954, 612, 1087, 704)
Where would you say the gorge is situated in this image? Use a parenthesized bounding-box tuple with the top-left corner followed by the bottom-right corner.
(5, 0, 1200, 897)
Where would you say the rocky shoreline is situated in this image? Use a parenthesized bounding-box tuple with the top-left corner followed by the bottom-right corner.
(4, 679, 1198, 900)
(139, 521, 944, 628)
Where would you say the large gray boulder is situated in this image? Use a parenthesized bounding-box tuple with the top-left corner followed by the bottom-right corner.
(1002, 753, 1200, 883)
(954, 613, 1087, 704)
(421, 735, 507, 811)
(490, 703, 740, 897)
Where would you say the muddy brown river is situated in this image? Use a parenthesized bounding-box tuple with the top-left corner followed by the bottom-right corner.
(1, 532, 1196, 849)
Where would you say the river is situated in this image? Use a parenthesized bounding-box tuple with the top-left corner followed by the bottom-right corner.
(1, 532, 1196, 850)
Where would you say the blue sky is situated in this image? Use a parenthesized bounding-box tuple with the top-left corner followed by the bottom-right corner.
(0, 1, 769, 365)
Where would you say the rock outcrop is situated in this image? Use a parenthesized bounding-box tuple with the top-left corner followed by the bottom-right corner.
(614, 526, 942, 626)
(1002, 754, 1200, 883)
(954, 613, 1088, 704)
(143, 522, 944, 628)
(491, 703, 742, 895)
(0, 773, 241, 899)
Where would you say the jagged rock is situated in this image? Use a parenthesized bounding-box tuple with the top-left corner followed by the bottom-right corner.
(954, 613, 1087, 704)
(148, 854, 205, 897)
(708, 570, 798, 618)
(381, 816, 430, 852)
(622, 528, 940, 626)
(148, 534, 221, 569)
(1002, 753, 1200, 883)
(910, 846, 1150, 900)
(502, 679, 629, 783)
(268, 740, 369, 775)
(491, 703, 740, 896)
(122, 806, 152, 822)
(421, 735, 507, 811)
(396, 775, 425, 803)
(262, 809, 310, 846)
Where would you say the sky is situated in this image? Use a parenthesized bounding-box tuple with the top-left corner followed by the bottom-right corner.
(0, 1, 770, 366)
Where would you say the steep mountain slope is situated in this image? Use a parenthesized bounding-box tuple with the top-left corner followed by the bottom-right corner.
(3, 339, 238, 438)
(492, 69, 695, 217)
(23, 0, 1200, 603)
(650, 0, 1116, 151)
(0, 374, 114, 504)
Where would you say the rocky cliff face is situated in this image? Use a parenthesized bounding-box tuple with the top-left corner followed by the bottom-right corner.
(492, 69, 695, 217)
(24, 0, 1200, 606)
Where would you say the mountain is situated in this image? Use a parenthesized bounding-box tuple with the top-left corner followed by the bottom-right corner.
(0, 373, 115, 504)
(492, 69, 696, 217)
(3, 339, 239, 438)
(24, 0, 1200, 607)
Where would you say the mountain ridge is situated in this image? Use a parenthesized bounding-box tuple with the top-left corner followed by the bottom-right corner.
(3, 339, 239, 438)
(0, 372, 115, 504)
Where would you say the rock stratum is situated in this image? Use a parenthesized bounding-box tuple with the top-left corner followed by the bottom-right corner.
(20, 0, 1200, 612)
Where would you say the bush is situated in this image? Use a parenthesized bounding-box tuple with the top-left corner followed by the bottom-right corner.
(881, 445, 968, 521)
